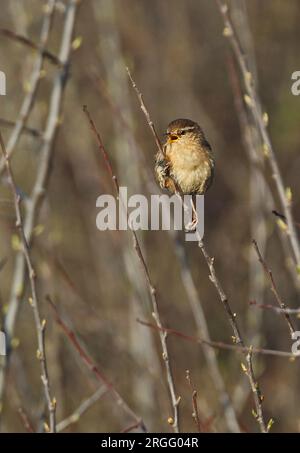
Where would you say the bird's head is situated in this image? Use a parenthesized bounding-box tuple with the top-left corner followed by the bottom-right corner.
(165, 118, 203, 145)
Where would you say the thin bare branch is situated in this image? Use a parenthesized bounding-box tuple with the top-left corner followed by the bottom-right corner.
(0, 0, 56, 174)
(48, 297, 146, 432)
(0, 130, 56, 432)
(0, 0, 80, 413)
(198, 238, 243, 345)
(197, 237, 267, 432)
(252, 239, 295, 337)
(126, 66, 267, 432)
(94, 72, 240, 432)
(244, 347, 266, 430)
(172, 230, 240, 432)
(0, 27, 61, 66)
(226, 33, 300, 294)
(0, 118, 42, 138)
(83, 104, 180, 433)
(186, 370, 202, 433)
(121, 421, 145, 434)
(250, 300, 300, 315)
(137, 318, 297, 359)
(216, 0, 300, 273)
(56, 387, 107, 432)
(126, 67, 165, 156)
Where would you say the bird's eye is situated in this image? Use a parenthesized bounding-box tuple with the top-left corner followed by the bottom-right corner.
(179, 130, 186, 135)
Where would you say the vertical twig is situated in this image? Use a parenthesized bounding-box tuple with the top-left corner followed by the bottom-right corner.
(95, 3, 159, 425)
(197, 238, 243, 345)
(227, 51, 269, 336)
(0, 131, 56, 432)
(126, 67, 165, 155)
(197, 237, 267, 433)
(83, 105, 180, 433)
(216, 0, 300, 273)
(186, 370, 202, 433)
(172, 230, 240, 432)
(126, 68, 267, 433)
(94, 72, 240, 432)
(0, 0, 79, 408)
(244, 346, 266, 432)
(227, 51, 298, 414)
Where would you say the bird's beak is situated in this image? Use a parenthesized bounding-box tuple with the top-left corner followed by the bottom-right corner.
(167, 134, 178, 144)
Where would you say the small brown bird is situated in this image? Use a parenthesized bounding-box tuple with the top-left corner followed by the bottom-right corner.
(155, 118, 215, 229)
(155, 118, 215, 195)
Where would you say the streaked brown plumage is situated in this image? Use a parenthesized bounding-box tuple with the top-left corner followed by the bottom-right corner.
(155, 118, 215, 195)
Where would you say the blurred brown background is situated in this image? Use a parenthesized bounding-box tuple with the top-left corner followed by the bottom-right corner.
(0, 0, 300, 433)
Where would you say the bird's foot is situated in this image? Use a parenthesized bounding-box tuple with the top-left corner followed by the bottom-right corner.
(184, 218, 198, 232)
(184, 197, 199, 232)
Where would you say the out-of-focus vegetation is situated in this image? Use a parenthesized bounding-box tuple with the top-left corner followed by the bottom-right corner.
(0, 0, 300, 433)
